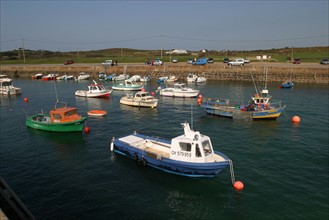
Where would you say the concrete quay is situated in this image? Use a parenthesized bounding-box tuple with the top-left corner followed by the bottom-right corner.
(1, 62, 328, 83)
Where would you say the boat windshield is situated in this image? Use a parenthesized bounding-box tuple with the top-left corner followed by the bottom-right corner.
(202, 140, 212, 156)
(65, 109, 77, 117)
(179, 142, 192, 152)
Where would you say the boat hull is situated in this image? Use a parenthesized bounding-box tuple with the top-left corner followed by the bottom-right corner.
(75, 90, 111, 98)
(160, 90, 199, 98)
(113, 134, 230, 177)
(26, 114, 86, 132)
(120, 98, 158, 108)
(112, 85, 144, 91)
(201, 103, 285, 120)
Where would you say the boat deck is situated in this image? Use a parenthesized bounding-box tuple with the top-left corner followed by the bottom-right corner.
(118, 135, 171, 158)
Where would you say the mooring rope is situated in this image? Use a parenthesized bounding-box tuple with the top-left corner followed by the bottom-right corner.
(229, 160, 236, 185)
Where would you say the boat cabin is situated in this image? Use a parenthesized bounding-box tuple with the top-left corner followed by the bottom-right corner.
(50, 107, 82, 123)
(251, 89, 272, 105)
(170, 123, 215, 163)
(0, 77, 22, 95)
(88, 83, 106, 93)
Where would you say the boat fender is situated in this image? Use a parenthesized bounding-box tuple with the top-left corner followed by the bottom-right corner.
(110, 142, 114, 151)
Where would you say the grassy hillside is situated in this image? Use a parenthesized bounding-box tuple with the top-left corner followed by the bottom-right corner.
(0, 46, 328, 64)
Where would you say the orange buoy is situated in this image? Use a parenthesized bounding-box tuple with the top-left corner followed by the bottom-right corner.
(151, 92, 155, 96)
(87, 110, 107, 116)
(197, 98, 202, 106)
(198, 94, 202, 99)
(84, 126, 90, 134)
(292, 116, 301, 123)
(24, 97, 29, 103)
(233, 181, 244, 191)
(141, 88, 145, 92)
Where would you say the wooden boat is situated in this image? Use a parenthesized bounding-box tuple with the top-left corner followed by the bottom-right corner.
(120, 91, 158, 108)
(112, 79, 144, 91)
(201, 70, 285, 120)
(280, 81, 294, 88)
(0, 76, 22, 95)
(26, 101, 86, 132)
(87, 110, 107, 116)
(110, 122, 231, 177)
(75, 80, 112, 98)
(158, 83, 199, 98)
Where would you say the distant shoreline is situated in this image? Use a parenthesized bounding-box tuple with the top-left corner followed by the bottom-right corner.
(1, 62, 328, 84)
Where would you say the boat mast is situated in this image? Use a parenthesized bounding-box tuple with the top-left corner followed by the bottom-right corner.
(251, 72, 259, 95)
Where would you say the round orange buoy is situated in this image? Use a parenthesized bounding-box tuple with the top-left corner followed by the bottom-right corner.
(141, 88, 145, 92)
(84, 126, 90, 134)
(87, 110, 107, 116)
(233, 181, 244, 191)
(197, 98, 202, 106)
(24, 97, 28, 103)
(151, 92, 155, 96)
(292, 116, 301, 123)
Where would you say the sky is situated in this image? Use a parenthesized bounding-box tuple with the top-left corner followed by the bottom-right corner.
(1, 0, 328, 52)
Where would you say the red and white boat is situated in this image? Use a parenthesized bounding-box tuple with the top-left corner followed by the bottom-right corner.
(42, 74, 57, 80)
(75, 80, 112, 98)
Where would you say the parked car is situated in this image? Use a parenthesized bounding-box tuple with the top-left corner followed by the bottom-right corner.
(293, 58, 301, 64)
(102, 60, 113, 66)
(172, 58, 178, 63)
(228, 58, 245, 66)
(192, 58, 207, 65)
(64, 59, 74, 65)
(207, 58, 214, 64)
(154, 58, 163, 66)
(320, 58, 329, 65)
(223, 58, 230, 63)
(187, 58, 193, 64)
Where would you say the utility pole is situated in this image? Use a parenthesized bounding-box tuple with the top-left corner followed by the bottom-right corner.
(21, 39, 26, 63)
(160, 34, 163, 60)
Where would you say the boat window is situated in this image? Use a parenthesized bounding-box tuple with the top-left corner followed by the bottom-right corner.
(65, 109, 77, 117)
(53, 113, 62, 119)
(202, 140, 212, 156)
(195, 144, 202, 157)
(179, 142, 191, 151)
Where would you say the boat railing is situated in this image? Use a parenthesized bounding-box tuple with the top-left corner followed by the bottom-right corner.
(54, 101, 68, 108)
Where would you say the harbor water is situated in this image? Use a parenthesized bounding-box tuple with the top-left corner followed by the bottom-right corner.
(0, 79, 328, 220)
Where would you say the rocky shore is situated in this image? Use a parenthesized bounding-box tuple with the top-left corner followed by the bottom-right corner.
(1, 62, 328, 83)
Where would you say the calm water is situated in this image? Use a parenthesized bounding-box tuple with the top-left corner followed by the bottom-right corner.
(1, 79, 328, 220)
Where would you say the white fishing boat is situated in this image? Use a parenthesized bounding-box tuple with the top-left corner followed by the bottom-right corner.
(75, 80, 112, 98)
(187, 73, 207, 83)
(0, 76, 22, 95)
(112, 80, 144, 91)
(166, 75, 178, 82)
(120, 91, 158, 108)
(110, 122, 231, 177)
(158, 83, 199, 98)
(77, 72, 90, 81)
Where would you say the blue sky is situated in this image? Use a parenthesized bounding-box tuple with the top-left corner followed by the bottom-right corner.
(1, 0, 328, 52)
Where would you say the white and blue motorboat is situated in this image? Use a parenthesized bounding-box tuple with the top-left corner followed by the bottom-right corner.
(112, 79, 144, 91)
(110, 122, 231, 177)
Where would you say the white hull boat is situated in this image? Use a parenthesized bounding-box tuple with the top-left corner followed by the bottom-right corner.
(0, 77, 22, 95)
(112, 80, 144, 91)
(75, 80, 112, 98)
(158, 83, 199, 98)
(120, 91, 158, 108)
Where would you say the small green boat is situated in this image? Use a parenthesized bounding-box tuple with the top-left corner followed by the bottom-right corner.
(26, 103, 86, 132)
